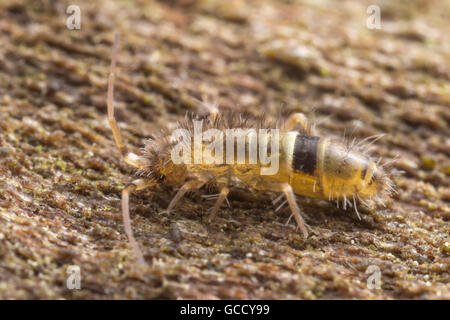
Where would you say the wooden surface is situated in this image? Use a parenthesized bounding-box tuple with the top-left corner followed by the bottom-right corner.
(0, 0, 448, 299)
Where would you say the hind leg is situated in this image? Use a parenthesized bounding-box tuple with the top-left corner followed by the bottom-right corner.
(270, 183, 309, 239)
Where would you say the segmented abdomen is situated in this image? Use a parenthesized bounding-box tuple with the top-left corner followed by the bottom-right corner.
(292, 135, 320, 176)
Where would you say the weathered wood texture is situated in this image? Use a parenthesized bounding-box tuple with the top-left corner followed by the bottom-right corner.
(0, 0, 448, 299)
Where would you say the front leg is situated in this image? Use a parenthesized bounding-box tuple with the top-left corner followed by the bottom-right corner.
(167, 180, 205, 212)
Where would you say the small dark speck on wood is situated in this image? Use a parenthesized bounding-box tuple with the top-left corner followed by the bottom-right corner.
(169, 222, 183, 243)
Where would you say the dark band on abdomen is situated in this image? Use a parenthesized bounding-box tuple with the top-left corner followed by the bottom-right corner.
(292, 135, 320, 175)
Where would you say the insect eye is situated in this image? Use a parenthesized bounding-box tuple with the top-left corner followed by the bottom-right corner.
(158, 174, 166, 182)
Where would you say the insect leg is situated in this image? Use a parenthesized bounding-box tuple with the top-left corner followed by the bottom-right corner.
(121, 178, 157, 266)
(208, 186, 230, 222)
(108, 32, 147, 169)
(284, 113, 316, 135)
(167, 180, 204, 212)
(192, 97, 219, 122)
(271, 183, 309, 239)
